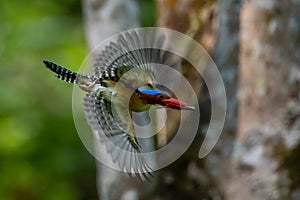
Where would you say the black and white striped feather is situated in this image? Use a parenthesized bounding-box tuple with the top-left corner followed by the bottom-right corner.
(83, 93, 153, 180)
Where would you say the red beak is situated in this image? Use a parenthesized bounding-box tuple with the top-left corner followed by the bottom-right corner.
(162, 98, 195, 110)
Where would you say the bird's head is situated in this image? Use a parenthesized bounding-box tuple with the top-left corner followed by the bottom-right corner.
(136, 89, 195, 111)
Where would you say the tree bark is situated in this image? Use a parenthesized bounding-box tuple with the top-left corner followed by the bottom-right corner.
(206, 0, 241, 196)
(227, 0, 300, 199)
(156, 0, 223, 199)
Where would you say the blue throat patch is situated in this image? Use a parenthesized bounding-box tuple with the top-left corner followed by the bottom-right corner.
(139, 89, 161, 96)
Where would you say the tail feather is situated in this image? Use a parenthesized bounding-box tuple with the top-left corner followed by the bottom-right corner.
(43, 60, 94, 84)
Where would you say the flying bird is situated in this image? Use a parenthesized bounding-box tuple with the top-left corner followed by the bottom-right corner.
(43, 31, 195, 180)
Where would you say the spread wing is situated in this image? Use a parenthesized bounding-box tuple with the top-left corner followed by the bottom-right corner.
(83, 93, 153, 180)
(93, 30, 179, 82)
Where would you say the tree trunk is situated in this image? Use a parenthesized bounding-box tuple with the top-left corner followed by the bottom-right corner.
(206, 0, 241, 196)
(156, 0, 223, 199)
(227, 0, 300, 199)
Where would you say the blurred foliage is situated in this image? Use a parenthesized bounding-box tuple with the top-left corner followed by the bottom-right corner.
(0, 1, 97, 200)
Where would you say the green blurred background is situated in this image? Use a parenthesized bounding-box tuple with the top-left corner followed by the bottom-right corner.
(0, 1, 96, 200)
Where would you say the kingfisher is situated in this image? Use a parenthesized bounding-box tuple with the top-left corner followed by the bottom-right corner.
(43, 31, 195, 180)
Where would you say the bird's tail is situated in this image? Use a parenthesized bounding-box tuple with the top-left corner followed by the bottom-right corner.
(43, 60, 95, 85)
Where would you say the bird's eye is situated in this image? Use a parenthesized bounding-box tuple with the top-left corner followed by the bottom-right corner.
(158, 94, 164, 99)
(146, 83, 153, 88)
(135, 89, 141, 96)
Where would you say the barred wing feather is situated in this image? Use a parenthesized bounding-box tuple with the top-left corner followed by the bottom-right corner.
(83, 93, 153, 181)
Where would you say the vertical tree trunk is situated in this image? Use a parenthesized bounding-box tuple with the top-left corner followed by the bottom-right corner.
(157, 0, 218, 50)
(156, 0, 223, 199)
(82, 0, 139, 49)
(227, 0, 300, 199)
(207, 0, 241, 195)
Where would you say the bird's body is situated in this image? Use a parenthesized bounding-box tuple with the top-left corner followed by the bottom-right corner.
(43, 31, 194, 180)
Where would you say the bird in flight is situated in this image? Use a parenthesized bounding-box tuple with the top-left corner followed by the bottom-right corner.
(43, 31, 195, 180)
